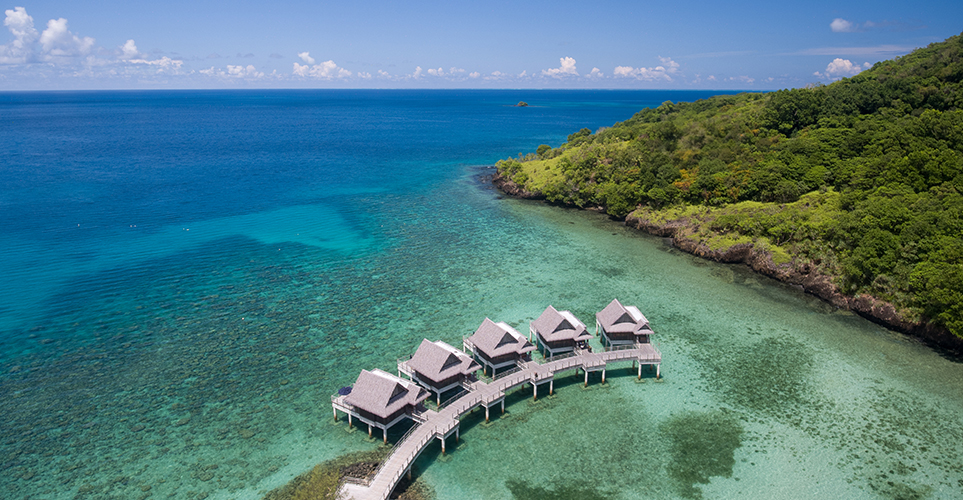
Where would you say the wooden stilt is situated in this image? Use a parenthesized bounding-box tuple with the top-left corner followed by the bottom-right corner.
(501, 399, 505, 414)
(584, 369, 589, 387)
(456, 428, 459, 442)
(348, 414, 352, 428)
(657, 364, 661, 379)
(638, 361, 642, 380)
(440, 436, 446, 455)
(533, 382, 537, 401)
(407, 468, 412, 480)
(485, 405, 489, 422)
(549, 379, 554, 395)
(602, 368, 606, 384)
(383, 429, 387, 444)
(333, 407, 338, 422)
(368, 424, 372, 438)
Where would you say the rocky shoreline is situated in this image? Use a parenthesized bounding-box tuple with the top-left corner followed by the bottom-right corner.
(493, 172, 962, 353)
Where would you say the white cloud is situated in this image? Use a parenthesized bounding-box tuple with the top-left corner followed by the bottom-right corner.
(727, 75, 755, 84)
(469, 71, 480, 78)
(0, 7, 183, 82)
(227, 64, 263, 78)
(612, 56, 680, 81)
(411, 66, 422, 78)
(201, 64, 262, 78)
(119, 39, 141, 60)
(449, 67, 465, 74)
(358, 71, 371, 79)
(542, 56, 578, 77)
(297, 51, 315, 64)
(1, 6, 38, 64)
(796, 45, 911, 57)
(830, 18, 903, 33)
(39, 17, 94, 59)
(127, 56, 184, 73)
(830, 18, 856, 33)
(659, 56, 679, 72)
(427, 67, 443, 76)
(377, 69, 390, 77)
(588, 67, 603, 78)
(292, 59, 351, 79)
(518, 70, 528, 78)
(814, 57, 868, 79)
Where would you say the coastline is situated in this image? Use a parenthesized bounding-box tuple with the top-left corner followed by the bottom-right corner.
(493, 172, 963, 354)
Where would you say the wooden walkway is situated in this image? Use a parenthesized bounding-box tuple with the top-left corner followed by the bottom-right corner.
(339, 343, 661, 500)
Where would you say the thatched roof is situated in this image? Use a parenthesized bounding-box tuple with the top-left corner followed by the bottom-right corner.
(596, 299, 653, 336)
(531, 305, 591, 343)
(407, 339, 480, 383)
(344, 369, 429, 419)
(468, 318, 536, 358)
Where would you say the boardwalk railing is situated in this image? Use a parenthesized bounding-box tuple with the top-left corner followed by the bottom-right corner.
(343, 419, 425, 488)
(602, 342, 661, 360)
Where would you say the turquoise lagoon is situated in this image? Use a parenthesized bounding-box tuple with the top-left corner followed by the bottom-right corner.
(1, 90, 961, 499)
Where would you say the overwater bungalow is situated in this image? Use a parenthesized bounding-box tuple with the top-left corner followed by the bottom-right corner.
(529, 305, 592, 357)
(399, 339, 481, 405)
(464, 318, 536, 377)
(331, 368, 429, 442)
(595, 298, 654, 348)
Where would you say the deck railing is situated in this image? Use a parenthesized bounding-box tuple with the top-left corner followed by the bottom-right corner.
(396, 357, 414, 376)
(438, 388, 469, 409)
(543, 350, 577, 363)
(493, 364, 523, 381)
(331, 393, 354, 411)
(604, 343, 640, 352)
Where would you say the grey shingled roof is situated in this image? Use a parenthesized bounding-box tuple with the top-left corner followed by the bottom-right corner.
(407, 339, 481, 383)
(596, 298, 653, 335)
(531, 305, 591, 343)
(468, 318, 536, 359)
(344, 369, 429, 419)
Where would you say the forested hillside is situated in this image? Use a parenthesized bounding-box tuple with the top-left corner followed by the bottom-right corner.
(496, 33, 963, 339)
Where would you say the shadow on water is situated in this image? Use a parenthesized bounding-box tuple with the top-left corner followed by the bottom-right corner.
(505, 478, 613, 500)
(662, 410, 743, 499)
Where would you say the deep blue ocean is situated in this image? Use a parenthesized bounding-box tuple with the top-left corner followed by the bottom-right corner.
(2, 90, 962, 500)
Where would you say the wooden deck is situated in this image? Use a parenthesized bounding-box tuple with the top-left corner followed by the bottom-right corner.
(338, 343, 660, 500)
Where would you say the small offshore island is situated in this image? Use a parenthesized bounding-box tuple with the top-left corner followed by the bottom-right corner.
(495, 32, 963, 351)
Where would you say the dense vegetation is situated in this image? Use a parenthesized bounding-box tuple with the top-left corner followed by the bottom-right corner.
(497, 33, 963, 338)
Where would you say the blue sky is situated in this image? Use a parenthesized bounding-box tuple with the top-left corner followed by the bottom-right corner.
(0, 0, 960, 90)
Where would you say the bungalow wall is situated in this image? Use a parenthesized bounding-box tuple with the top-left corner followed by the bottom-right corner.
(477, 351, 520, 366)
(356, 407, 408, 425)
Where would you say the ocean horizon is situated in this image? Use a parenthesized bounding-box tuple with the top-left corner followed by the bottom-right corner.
(2, 89, 962, 500)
